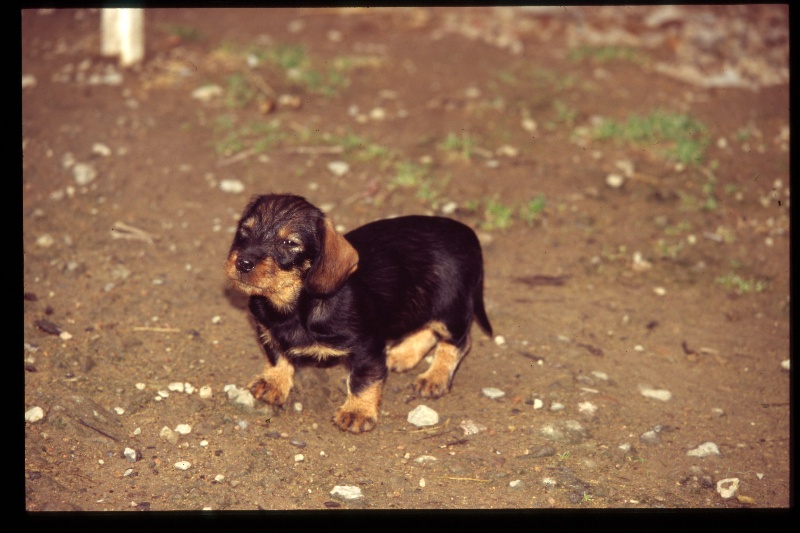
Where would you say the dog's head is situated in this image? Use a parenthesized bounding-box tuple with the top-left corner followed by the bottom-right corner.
(225, 194, 359, 311)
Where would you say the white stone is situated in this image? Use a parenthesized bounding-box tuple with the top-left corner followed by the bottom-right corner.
(687, 441, 721, 458)
(414, 455, 437, 464)
(716, 478, 739, 499)
(459, 419, 487, 435)
(124, 448, 138, 462)
(168, 382, 185, 392)
(482, 387, 505, 399)
(174, 424, 192, 435)
(219, 179, 245, 194)
(327, 161, 350, 176)
(160, 426, 178, 444)
(493, 335, 506, 346)
(330, 485, 363, 500)
(407, 405, 439, 427)
(638, 385, 672, 402)
(174, 461, 192, 471)
(199, 386, 213, 399)
(73, 163, 97, 185)
(192, 84, 223, 101)
(606, 173, 625, 189)
(533, 398, 544, 409)
(294, 454, 305, 462)
(25, 406, 44, 423)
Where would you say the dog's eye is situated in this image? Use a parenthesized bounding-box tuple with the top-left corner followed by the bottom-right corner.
(282, 239, 299, 248)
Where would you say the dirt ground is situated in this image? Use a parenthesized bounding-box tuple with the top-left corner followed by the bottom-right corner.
(22, 7, 790, 511)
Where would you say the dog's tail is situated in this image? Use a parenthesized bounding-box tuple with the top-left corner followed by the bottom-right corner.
(473, 272, 493, 338)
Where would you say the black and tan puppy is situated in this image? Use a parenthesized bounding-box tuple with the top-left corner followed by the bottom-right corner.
(225, 193, 492, 433)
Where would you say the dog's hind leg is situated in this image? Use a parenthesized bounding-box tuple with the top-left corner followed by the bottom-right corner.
(413, 333, 471, 398)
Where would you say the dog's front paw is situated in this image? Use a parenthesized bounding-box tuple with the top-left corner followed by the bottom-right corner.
(248, 376, 290, 406)
(413, 375, 451, 399)
(333, 405, 378, 433)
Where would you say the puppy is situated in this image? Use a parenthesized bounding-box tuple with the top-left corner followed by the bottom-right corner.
(225, 193, 493, 433)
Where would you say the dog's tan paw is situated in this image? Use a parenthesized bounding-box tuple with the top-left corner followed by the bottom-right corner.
(412, 375, 451, 398)
(333, 406, 378, 433)
(248, 376, 290, 406)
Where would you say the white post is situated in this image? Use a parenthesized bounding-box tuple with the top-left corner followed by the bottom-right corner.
(101, 8, 145, 67)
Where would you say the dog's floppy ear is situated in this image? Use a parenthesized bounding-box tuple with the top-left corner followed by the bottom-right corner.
(306, 217, 359, 296)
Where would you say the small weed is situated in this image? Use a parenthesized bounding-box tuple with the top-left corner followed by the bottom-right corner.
(520, 195, 547, 225)
(558, 451, 571, 461)
(594, 109, 709, 165)
(553, 100, 579, 127)
(482, 198, 514, 230)
(162, 24, 203, 42)
(211, 116, 285, 156)
(715, 273, 767, 294)
(568, 45, 647, 65)
(225, 72, 256, 109)
(391, 161, 429, 188)
(581, 492, 594, 503)
(439, 132, 477, 160)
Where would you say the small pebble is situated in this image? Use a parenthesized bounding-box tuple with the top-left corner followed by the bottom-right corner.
(73, 163, 97, 186)
(407, 405, 439, 427)
(192, 84, 223, 101)
(294, 454, 305, 463)
(168, 382, 185, 392)
(174, 424, 192, 435)
(327, 161, 350, 176)
(532, 398, 544, 410)
(114, 407, 125, 415)
(199, 386, 213, 399)
(638, 385, 672, 402)
(214, 474, 225, 482)
(482, 387, 505, 399)
(550, 402, 565, 412)
(458, 419, 486, 435)
(174, 461, 192, 471)
(135, 383, 146, 391)
(509, 479, 523, 489)
(25, 406, 45, 423)
(687, 441, 721, 458)
(716, 477, 739, 499)
(419, 478, 426, 488)
(92, 143, 112, 157)
(493, 335, 506, 346)
(159, 426, 178, 445)
(123, 448, 138, 462)
(293, 402, 303, 412)
(414, 455, 437, 464)
(781, 359, 789, 371)
(606, 173, 625, 188)
(224, 384, 256, 409)
(36, 234, 55, 248)
(578, 401, 598, 416)
(219, 179, 245, 194)
(330, 485, 363, 500)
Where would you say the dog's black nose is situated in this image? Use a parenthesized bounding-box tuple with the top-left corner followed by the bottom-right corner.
(236, 258, 255, 273)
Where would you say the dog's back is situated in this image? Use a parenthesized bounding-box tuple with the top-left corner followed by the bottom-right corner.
(344, 216, 492, 342)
